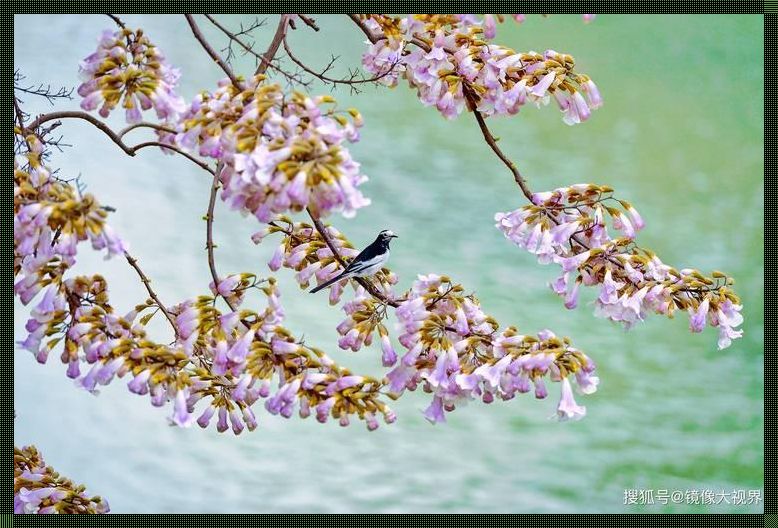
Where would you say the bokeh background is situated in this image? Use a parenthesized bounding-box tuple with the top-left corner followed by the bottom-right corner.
(13, 14, 763, 513)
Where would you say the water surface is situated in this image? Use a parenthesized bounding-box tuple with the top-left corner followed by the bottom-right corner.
(14, 14, 763, 513)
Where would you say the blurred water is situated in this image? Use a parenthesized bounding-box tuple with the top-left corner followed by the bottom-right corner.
(14, 14, 763, 513)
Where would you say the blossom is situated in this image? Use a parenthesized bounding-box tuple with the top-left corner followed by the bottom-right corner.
(392, 274, 598, 422)
(174, 76, 369, 220)
(689, 297, 710, 333)
(14, 136, 126, 310)
(78, 28, 185, 123)
(15, 445, 109, 514)
(495, 183, 743, 348)
(358, 15, 602, 123)
(555, 378, 587, 421)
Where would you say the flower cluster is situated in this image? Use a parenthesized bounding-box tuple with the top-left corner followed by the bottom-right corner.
(387, 274, 598, 423)
(77, 27, 185, 123)
(360, 15, 601, 123)
(336, 292, 392, 356)
(260, 218, 398, 305)
(208, 272, 263, 308)
(18, 268, 395, 432)
(15, 445, 109, 514)
(496, 184, 743, 349)
(14, 135, 126, 306)
(175, 75, 369, 220)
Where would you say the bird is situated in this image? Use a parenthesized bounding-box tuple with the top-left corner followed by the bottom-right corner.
(310, 230, 398, 293)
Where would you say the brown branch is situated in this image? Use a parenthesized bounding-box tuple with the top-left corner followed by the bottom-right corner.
(23, 111, 215, 175)
(305, 208, 399, 308)
(464, 89, 533, 202)
(185, 14, 242, 88)
(125, 252, 179, 335)
(205, 163, 237, 311)
(14, 97, 26, 130)
(256, 14, 289, 75)
(118, 121, 176, 139)
(202, 14, 302, 85)
(25, 111, 136, 155)
(132, 141, 215, 174)
(348, 14, 380, 44)
(297, 15, 320, 31)
(105, 14, 126, 29)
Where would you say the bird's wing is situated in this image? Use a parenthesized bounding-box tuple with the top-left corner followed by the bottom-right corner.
(343, 241, 382, 272)
(345, 253, 385, 275)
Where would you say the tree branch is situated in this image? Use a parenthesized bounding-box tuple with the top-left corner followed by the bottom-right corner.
(256, 14, 289, 75)
(348, 14, 379, 44)
(205, 163, 237, 311)
(463, 88, 533, 201)
(118, 121, 176, 139)
(131, 141, 215, 174)
(282, 33, 398, 87)
(22, 111, 216, 175)
(297, 15, 320, 31)
(124, 251, 179, 335)
(185, 14, 242, 88)
(25, 111, 136, 155)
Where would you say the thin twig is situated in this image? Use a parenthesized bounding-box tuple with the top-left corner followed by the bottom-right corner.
(282, 33, 398, 87)
(185, 14, 242, 88)
(297, 15, 320, 31)
(125, 251, 179, 335)
(205, 163, 237, 311)
(105, 14, 126, 28)
(202, 14, 302, 85)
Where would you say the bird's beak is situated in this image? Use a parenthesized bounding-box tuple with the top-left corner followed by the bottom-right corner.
(391, 234, 399, 238)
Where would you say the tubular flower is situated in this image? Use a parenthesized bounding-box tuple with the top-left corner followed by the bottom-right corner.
(359, 15, 601, 123)
(174, 75, 369, 220)
(15, 445, 109, 514)
(388, 274, 597, 423)
(77, 27, 185, 123)
(14, 135, 126, 308)
(495, 184, 743, 348)
(17, 269, 394, 433)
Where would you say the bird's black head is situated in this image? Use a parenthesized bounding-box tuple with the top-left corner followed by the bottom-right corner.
(376, 229, 398, 247)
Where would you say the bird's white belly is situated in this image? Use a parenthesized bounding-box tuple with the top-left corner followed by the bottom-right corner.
(352, 252, 388, 277)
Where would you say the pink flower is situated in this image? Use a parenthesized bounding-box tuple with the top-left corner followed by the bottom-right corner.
(530, 71, 556, 98)
(689, 298, 710, 333)
(555, 378, 586, 421)
(423, 396, 447, 424)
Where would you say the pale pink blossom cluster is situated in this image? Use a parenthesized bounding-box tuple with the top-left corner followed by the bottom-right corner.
(360, 15, 602, 122)
(496, 184, 744, 348)
(174, 76, 370, 221)
(386, 274, 598, 423)
(17, 269, 394, 433)
(14, 135, 126, 307)
(15, 445, 109, 514)
(77, 27, 185, 123)
(462, 15, 597, 39)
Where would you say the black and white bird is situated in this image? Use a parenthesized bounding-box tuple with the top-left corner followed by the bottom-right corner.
(310, 230, 398, 293)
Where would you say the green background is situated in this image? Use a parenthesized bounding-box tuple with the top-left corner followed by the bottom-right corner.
(13, 14, 764, 513)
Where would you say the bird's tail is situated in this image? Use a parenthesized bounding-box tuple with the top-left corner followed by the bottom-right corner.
(309, 271, 348, 293)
